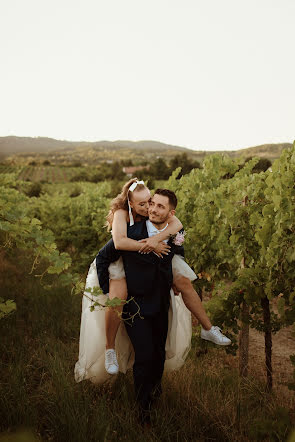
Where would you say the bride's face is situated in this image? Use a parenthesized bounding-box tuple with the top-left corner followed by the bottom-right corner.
(129, 188, 151, 217)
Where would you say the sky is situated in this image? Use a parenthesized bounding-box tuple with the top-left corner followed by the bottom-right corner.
(0, 0, 294, 151)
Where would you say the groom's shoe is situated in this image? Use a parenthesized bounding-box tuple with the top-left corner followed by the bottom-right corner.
(201, 326, 231, 346)
(105, 349, 119, 375)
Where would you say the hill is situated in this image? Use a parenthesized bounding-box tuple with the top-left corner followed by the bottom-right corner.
(0, 136, 292, 165)
(0, 137, 188, 155)
(231, 143, 292, 160)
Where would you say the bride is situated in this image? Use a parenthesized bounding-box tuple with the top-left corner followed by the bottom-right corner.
(75, 179, 230, 384)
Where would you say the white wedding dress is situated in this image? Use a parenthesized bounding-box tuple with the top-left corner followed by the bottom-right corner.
(74, 255, 196, 384)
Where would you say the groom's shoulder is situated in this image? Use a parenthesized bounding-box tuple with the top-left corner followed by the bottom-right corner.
(96, 237, 117, 259)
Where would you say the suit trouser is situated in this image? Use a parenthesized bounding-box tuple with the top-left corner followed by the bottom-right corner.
(124, 309, 168, 414)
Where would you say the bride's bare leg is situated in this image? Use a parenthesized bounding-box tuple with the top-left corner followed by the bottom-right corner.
(105, 278, 128, 350)
(173, 276, 231, 346)
(173, 276, 212, 330)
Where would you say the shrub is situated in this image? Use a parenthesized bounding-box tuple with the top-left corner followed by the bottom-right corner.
(26, 182, 42, 198)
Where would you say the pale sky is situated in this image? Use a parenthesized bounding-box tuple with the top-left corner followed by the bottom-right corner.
(0, 0, 294, 151)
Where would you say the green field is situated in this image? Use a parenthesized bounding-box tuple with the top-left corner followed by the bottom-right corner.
(0, 165, 22, 174)
(17, 166, 92, 183)
(0, 165, 103, 183)
(0, 274, 293, 442)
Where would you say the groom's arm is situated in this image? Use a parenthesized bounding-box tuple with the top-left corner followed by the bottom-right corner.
(96, 238, 121, 294)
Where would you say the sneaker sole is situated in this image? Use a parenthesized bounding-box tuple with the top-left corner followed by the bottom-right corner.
(105, 368, 119, 375)
(201, 336, 231, 346)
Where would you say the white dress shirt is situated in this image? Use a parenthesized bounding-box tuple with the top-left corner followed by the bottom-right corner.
(146, 219, 169, 243)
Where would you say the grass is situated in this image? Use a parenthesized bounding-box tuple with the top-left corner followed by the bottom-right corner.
(0, 266, 294, 441)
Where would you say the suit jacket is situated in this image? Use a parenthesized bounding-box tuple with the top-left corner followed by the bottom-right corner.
(96, 220, 184, 316)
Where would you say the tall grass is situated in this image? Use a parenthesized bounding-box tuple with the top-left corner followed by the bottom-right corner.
(0, 269, 294, 441)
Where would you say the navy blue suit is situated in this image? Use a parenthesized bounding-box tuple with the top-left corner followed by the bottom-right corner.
(96, 220, 184, 418)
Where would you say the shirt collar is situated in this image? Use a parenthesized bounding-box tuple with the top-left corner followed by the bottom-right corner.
(146, 219, 168, 235)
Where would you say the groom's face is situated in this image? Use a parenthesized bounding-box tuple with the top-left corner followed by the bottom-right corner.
(148, 194, 175, 226)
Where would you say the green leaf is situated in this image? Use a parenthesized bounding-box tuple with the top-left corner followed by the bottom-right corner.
(105, 297, 125, 308)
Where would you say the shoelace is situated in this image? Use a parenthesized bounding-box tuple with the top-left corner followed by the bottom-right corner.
(211, 326, 223, 336)
(106, 351, 118, 366)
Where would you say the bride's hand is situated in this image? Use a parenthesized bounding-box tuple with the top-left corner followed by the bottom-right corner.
(138, 238, 170, 257)
(153, 241, 171, 258)
(138, 236, 161, 253)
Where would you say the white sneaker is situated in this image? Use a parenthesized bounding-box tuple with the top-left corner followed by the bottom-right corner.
(201, 326, 231, 346)
(105, 349, 119, 375)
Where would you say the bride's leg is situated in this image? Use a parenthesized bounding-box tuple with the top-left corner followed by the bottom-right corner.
(173, 276, 212, 330)
(105, 278, 128, 350)
(173, 276, 231, 346)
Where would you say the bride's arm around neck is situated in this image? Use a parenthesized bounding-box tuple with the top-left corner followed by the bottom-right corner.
(112, 209, 143, 251)
(112, 209, 183, 253)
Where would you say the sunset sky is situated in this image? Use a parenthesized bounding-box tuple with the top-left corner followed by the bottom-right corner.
(0, 0, 294, 151)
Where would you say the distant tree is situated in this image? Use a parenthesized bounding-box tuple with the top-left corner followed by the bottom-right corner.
(28, 161, 37, 166)
(91, 161, 127, 181)
(90, 171, 105, 183)
(136, 167, 150, 180)
(43, 160, 51, 166)
(245, 157, 272, 173)
(120, 159, 134, 167)
(137, 160, 149, 167)
(148, 158, 170, 180)
(169, 153, 201, 178)
(26, 182, 42, 197)
(109, 161, 126, 180)
(70, 171, 90, 182)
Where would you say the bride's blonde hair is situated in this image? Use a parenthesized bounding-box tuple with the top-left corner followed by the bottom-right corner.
(106, 178, 146, 230)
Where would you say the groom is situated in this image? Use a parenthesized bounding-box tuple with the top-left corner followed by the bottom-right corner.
(96, 189, 183, 423)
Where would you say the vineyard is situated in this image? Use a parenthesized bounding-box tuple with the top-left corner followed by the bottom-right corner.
(0, 165, 102, 183)
(0, 145, 295, 441)
(17, 166, 78, 182)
